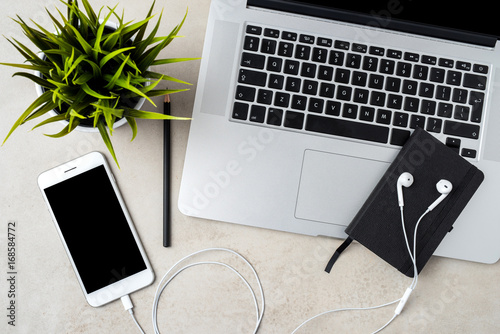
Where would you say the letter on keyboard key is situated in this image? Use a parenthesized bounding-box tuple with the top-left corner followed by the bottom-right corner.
(305, 115, 389, 143)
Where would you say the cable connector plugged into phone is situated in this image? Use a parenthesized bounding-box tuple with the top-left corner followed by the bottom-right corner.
(122, 295, 146, 334)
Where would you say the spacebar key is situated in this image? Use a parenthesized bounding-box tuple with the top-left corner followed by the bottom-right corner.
(305, 115, 389, 143)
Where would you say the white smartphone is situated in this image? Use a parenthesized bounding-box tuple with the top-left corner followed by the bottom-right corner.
(38, 151, 154, 307)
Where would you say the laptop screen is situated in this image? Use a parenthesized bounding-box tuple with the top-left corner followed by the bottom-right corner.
(248, 0, 499, 47)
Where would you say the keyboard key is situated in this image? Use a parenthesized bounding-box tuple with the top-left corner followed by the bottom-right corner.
(437, 103, 453, 118)
(285, 77, 301, 92)
(469, 91, 485, 123)
(376, 109, 392, 125)
(387, 94, 403, 109)
(446, 71, 462, 86)
(387, 49, 402, 59)
(238, 69, 267, 86)
(410, 115, 425, 129)
(359, 106, 376, 122)
(404, 52, 419, 62)
(363, 57, 379, 72)
(299, 34, 315, 44)
(233, 102, 249, 120)
(257, 89, 273, 105)
(456, 61, 471, 71)
(267, 57, 283, 72)
(336, 86, 352, 101)
(444, 121, 480, 139)
(264, 28, 280, 38)
(241, 52, 265, 69)
(329, 51, 345, 66)
(402, 80, 418, 95)
(391, 129, 411, 146)
(343, 104, 358, 119)
(393, 112, 409, 127)
(319, 83, 335, 98)
(235, 85, 256, 101)
(284, 60, 300, 75)
(301, 63, 317, 78)
(284, 111, 305, 129)
(454, 105, 470, 121)
(295, 45, 311, 60)
(369, 46, 385, 56)
(282, 31, 297, 41)
(463, 73, 487, 90)
(368, 74, 384, 89)
(352, 71, 368, 86)
(426, 118, 442, 133)
(308, 98, 324, 113)
(249, 105, 266, 123)
(305, 114, 390, 143)
(385, 77, 401, 92)
(317, 37, 333, 47)
(396, 62, 412, 77)
(452, 88, 468, 103)
(473, 64, 488, 74)
(346, 53, 362, 68)
(380, 59, 395, 74)
(419, 83, 435, 98)
(353, 88, 369, 104)
(404, 97, 419, 112)
(243, 36, 260, 51)
(261, 39, 277, 54)
(422, 55, 437, 65)
(352, 43, 367, 53)
(461, 148, 477, 159)
(291, 95, 307, 110)
(318, 65, 334, 81)
(335, 69, 351, 83)
(420, 100, 436, 115)
(429, 68, 445, 83)
(274, 92, 290, 107)
(267, 108, 283, 125)
(312, 47, 328, 63)
(370, 91, 386, 106)
(436, 86, 451, 101)
(413, 65, 429, 80)
(439, 58, 454, 68)
(278, 42, 294, 57)
(446, 137, 461, 151)
(302, 80, 318, 95)
(325, 101, 341, 115)
(246, 25, 262, 35)
(268, 74, 284, 89)
(334, 40, 350, 50)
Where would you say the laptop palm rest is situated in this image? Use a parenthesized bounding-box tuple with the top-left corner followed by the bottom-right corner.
(295, 149, 390, 228)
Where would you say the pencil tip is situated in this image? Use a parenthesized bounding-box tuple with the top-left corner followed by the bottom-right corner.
(164, 94, 170, 103)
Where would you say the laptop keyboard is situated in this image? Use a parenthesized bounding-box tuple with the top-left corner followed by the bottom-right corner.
(231, 24, 489, 159)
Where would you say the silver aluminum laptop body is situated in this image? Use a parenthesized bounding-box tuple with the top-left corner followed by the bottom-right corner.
(179, 0, 500, 264)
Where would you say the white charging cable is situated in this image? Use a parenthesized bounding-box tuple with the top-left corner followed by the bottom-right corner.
(291, 207, 431, 333)
(122, 247, 265, 334)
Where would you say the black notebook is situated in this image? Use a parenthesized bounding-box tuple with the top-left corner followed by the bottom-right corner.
(326, 128, 484, 277)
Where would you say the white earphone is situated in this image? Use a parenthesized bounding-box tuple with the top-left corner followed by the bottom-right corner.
(397, 173, 452, 210)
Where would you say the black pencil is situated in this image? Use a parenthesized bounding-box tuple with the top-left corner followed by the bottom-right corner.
(163, 94, 171, 247)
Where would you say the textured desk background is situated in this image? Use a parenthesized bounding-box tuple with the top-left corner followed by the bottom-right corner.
(1, 0, 499, 333)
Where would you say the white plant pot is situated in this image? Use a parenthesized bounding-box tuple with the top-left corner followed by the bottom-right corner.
(33, 21, 147, 132)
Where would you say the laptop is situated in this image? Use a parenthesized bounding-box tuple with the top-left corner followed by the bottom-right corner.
(178, 0, 500, 264)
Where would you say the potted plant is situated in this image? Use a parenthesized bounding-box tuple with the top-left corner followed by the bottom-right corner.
(1, 0, 195, 167)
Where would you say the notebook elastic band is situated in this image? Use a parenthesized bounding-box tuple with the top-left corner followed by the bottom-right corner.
(325, 237, 353, 273)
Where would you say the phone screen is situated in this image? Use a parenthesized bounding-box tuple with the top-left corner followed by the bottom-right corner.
(43, 165, 147, 294)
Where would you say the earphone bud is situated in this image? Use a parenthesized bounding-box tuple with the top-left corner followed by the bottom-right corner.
(428, 179, 453, 211)
(397, 172, 414, 207)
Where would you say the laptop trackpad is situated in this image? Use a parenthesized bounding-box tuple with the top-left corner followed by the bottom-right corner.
(295, 149, 390, 228)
